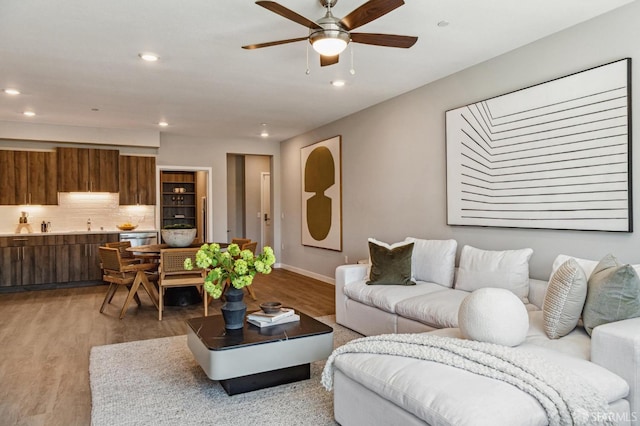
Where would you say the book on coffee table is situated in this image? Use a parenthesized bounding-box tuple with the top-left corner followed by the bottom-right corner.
(247, 313, 300, 328)
(247, 307, 295, 323)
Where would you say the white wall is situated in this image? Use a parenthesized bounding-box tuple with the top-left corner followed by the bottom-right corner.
(280, 1, 640, 281)
(0, 121, 159, 147)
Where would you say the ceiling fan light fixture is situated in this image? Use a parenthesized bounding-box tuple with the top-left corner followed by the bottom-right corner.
(310, 30, 350, 56)
(138, 52, 159, 62)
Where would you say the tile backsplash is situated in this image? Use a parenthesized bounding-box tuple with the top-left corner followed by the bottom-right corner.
(1, 193, 156, 234)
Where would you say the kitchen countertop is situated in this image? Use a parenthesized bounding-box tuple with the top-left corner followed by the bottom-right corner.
(0, 229, 159, 237)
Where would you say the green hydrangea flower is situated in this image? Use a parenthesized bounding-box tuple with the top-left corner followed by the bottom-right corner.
(184, 243, 276, 299)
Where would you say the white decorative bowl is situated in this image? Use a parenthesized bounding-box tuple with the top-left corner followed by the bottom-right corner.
(161, 229, 197, 247)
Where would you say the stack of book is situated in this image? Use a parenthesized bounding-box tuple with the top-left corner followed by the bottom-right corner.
(247, 308, 300, 328)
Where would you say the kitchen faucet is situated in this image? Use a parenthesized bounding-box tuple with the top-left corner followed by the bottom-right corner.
(87, 218, 91, 231)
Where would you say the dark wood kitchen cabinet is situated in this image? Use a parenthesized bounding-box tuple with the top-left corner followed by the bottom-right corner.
(0, 236, 57, 286)
(0, 150, 58, 205)
(0, 233, 118, 288)
(55, 233, 119, 282)
(119, 155, 156, 205)
(57, 147, 119, 193)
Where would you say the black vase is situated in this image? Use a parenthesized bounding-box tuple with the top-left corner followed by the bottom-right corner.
(221, 285, 246, 330)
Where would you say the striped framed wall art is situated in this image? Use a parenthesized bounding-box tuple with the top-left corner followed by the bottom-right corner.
(446, 58, 632, 232)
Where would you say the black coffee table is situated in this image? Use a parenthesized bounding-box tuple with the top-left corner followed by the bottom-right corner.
(186, 310, 333, 395)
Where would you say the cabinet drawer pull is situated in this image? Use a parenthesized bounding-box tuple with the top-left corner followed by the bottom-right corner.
(12, 238, 28, 241)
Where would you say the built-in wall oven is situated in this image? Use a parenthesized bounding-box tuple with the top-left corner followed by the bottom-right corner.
(119, 231, 158, 247)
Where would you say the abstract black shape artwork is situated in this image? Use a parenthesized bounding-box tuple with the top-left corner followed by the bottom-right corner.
(301, 136, 342, 250)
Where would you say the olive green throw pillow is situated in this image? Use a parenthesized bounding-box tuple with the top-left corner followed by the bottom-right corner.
(582, 254, 640, 336)
(367, 241, 415, 286)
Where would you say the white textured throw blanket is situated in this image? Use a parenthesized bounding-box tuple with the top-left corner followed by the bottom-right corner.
(322, 334, 613, 426)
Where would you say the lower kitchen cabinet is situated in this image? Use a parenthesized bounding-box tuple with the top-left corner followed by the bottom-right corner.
(0, 233, 118, 288)
(55, 234, 119, 283)
(0, 236, 57, 287)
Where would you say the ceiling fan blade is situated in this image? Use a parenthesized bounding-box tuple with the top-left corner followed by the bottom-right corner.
(320, 55, 340, 67)
(350, 33, 417, 48)
(242, 37, 308, 50)
(340, 0, 405, 31)
(256, 1, 322, 30)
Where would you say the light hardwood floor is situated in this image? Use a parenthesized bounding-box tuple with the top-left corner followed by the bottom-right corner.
(0, 268, 335, 426)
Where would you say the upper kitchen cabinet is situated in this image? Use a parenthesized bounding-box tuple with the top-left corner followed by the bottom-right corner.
(57, 147, 119, 192)
(0, 150, 58, 205)
(119, 155, 156, 205)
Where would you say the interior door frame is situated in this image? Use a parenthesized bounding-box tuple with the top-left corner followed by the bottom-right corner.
(260, 171, 272, 250)
(156, 165, 214, 242)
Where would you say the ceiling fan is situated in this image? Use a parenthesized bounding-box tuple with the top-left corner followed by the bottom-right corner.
(242, 0, 418, 67)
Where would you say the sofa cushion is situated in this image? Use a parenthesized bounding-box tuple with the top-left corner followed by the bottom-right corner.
(395, 288, 470, 329)
(458, 288, 529, 347)
(367, 240, 415, 286)
(583, 254, 640, 336)
(334, 340, 628, 426)
(404, 237, 457, 288)
(455, 245, 533, 303)
(524, 311, 591, 360)
(344, 279, 446, 314)
(543, 258, 588, 339)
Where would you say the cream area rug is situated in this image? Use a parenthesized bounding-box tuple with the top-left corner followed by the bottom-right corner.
(89, 316, 362, 426)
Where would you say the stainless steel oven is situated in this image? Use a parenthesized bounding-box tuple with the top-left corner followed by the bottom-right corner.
(119, 231, 158, 247)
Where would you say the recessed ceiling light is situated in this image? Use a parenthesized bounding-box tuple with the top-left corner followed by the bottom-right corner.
(158, 121, 169, 127)
(23, 111, 35, 117)
(331, 80, 346, 87)
(260, 123, 269, 138)
(437, 20, 450, 27)
(4, 88, 20, 95)
(138, 53, 159, 62)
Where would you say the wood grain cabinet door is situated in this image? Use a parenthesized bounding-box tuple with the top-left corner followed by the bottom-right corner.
(27, 151, 58, 205)
(119, 155, 156, 205)
(137, 156, 156, 205)
(57, 147, 119, 192)
(91, 149, 119, 192)
(0, 150, 57, 205)
(0, 150, 21, 204)
(57, 147, 85, 192)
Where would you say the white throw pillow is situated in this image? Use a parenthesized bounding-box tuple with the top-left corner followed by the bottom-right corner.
(458, 288, 529, 347)
(404, 237, 457, 288)
(455, 245, 533, 303)
(551, 254, 640, 282)
(543, 258, 588, 339)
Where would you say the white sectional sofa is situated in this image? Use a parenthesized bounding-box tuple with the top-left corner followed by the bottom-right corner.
(332, 240, 640, 425)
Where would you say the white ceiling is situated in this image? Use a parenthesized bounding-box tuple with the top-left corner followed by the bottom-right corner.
(0, 0, 635, 143)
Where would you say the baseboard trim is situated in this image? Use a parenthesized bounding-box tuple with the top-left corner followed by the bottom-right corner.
(276, 263, 335, 285)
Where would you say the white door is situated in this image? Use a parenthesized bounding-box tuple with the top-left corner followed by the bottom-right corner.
(260, 172, 272, 250)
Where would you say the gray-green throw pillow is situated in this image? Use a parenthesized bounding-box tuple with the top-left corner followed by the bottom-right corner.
(582, 254, 640, 336)
(367, 241, 415, 286)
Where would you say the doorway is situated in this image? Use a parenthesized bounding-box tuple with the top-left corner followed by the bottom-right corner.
(226, 154, 272, 249)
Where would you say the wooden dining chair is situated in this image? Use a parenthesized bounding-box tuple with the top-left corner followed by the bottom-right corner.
(105, 241, 141, 265)
(98, 247, 159, 319)
(158, 248, 207, 320)
(231, 237, 251, 247)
